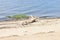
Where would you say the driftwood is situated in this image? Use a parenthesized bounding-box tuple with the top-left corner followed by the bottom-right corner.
(21, 16, 38, 26)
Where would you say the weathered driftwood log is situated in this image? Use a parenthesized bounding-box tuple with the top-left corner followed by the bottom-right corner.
(21, 15, 38, 26)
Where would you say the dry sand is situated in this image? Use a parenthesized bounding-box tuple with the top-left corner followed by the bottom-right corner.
(0, 18, 60, 40)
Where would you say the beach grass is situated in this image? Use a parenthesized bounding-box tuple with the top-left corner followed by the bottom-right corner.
(7, 14, 29, 20)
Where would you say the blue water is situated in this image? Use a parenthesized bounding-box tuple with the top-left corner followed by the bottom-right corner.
(0, 0, 60, 19)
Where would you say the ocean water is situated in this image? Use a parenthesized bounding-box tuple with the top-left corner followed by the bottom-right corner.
(0, 0, 60, 19)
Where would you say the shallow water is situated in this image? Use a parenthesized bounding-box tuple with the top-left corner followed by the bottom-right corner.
(0, 0, 60, 19)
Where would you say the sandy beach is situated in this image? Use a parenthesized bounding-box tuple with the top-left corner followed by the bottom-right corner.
(0, 18, 60, 40)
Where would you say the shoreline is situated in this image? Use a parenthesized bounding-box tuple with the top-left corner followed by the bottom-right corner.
(0, 16, 60, 21)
